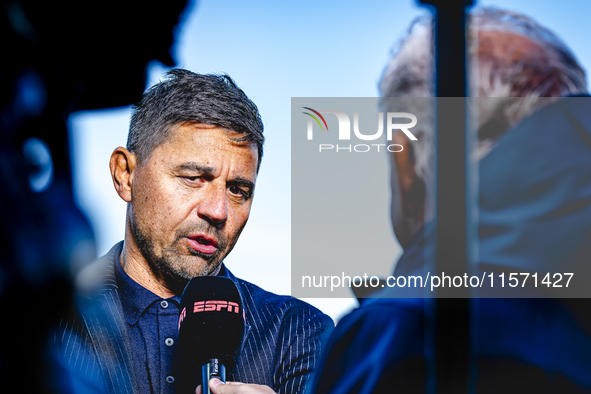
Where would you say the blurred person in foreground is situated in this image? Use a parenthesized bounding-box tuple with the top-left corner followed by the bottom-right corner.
(54, 70, 333, 394)
(1, 0, 188, 391)
(308, 8, 591, 393)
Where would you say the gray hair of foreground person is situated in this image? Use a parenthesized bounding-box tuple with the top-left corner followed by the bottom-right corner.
(127, 69, 265, 170)
(379, 7, 588, 246)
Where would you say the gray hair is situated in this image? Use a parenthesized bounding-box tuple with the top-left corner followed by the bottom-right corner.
(127, 69, 265, 170)
(380, 7, 587, 178)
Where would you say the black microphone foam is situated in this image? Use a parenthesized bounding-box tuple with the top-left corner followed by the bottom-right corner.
(178, 276, 245, 374)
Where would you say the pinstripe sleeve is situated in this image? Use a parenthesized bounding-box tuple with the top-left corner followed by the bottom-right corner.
(52, 317, 109, 393)
(274, 304, 334, 394)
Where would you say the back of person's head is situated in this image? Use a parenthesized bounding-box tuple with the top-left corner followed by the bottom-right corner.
(379, 7, 588, 246)
(380, 7, 587, 99)
(380, 7, 587, 152)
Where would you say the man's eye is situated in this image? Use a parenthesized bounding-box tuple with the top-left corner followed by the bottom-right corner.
(229, 186, 249, 198)
(182, 176, 202, 184)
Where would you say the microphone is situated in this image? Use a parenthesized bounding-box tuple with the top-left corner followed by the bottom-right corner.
(178, 276, 245, 394)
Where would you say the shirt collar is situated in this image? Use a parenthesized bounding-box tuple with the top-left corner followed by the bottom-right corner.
(114, 252, 231, 326)
(114, 257, 181, 326)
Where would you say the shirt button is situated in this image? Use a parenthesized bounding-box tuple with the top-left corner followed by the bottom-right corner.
(166, 376, 175, 384)
(160, 300, 169, 309)
(165, 337, 174, 347)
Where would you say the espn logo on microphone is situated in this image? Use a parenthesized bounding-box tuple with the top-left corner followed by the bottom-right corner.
(194, 300, 240, 313)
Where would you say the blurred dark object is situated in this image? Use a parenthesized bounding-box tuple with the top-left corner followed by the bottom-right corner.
(0, 0, 189, 391)
(419, 1, 474, 393)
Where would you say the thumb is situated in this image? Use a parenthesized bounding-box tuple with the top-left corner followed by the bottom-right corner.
(209, 378, 226, 393)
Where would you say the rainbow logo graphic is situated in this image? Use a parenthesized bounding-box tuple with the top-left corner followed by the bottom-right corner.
(302, 107, 329, 131)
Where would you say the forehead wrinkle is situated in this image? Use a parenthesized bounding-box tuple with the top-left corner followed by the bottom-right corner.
(154, 124, 258, 179)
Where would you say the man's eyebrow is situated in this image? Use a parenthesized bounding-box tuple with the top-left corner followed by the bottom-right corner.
(174, 163, 216, 174)
(174, 163, 255, 188)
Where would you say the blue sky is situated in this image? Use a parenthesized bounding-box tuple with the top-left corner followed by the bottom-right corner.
(69, 0, 591, 320)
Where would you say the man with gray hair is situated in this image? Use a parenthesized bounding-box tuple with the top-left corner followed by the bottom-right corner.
(56, 69, 333, 394)
(382, 8, 587, 250)
(308, 8, 591, 393)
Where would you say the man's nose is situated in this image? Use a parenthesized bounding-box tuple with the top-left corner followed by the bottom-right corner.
(196, 185, 228, 226)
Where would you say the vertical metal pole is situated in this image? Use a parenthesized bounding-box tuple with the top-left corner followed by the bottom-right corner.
(418, 0, 474, 393)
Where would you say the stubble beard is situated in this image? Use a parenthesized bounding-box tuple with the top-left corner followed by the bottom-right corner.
(129, 210, 230, 294)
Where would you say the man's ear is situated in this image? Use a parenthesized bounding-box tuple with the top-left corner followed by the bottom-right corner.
(392, 132, 425, 227)
(109, 147, 137, 203)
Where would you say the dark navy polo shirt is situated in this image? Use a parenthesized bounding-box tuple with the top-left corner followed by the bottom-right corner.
(115, 260, 182, 394)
